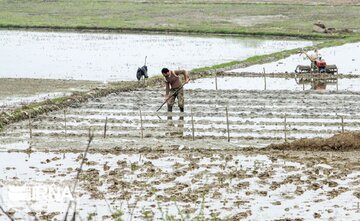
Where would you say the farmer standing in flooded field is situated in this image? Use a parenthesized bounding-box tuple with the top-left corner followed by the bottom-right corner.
(161, 68, 190, 120)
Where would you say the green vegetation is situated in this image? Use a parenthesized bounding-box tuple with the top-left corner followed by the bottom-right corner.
(112, 209, 124, 221)
(0, 0, 359, 38)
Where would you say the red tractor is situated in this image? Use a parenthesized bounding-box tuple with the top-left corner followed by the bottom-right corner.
(295, 50, 338, 74)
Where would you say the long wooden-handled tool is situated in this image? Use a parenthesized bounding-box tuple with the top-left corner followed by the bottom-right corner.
(156, 82, 187, 112)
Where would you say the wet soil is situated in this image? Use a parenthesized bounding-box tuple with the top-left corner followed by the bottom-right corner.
(2, 88, 360, 151)
(1, 148, 359, 220)
(268, 132, 360, 151)
(0, 78, 101, 98)
(1, 82, 360, 220)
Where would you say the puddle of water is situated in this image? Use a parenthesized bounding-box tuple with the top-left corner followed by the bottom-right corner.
(189, 76, 303, 90)
(0, 30, 313, 82)
(0, 151, 359, 220)
(0, 92, 70, 110)
(188, 76, 360, 91)
(230, 42, 360, 75)
(0, 141, 31, 151)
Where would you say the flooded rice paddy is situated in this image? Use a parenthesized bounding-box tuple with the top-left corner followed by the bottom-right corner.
(3, 88, 360, 151)
(230, 42, 360, 75)
(1, 147, 359, 220)
(0, 78, 102, 110)
(0, 30, 313, 82)
(1, 31, 360, 220)
(188, 76, 360, 91)
(2, 83, 360, 220)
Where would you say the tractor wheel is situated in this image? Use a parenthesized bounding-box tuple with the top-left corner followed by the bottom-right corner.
(325, 65, 338, 75)
(295, 65, 311, 73)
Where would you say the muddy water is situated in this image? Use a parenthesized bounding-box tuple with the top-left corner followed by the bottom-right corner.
(0, 92, 70, 111)
(188, 76, 360, 91)
(0, 30, 313, 82)
(0, 78, 102, 110)
(230, 42, 360, 74)
(0, 150, 359, 220)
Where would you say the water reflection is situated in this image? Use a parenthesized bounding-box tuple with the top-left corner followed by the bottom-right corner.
(311, 80, 327, 91)
(295, 74, 338, 91)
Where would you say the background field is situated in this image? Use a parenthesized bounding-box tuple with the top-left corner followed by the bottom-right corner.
(0, 0, 359, 37)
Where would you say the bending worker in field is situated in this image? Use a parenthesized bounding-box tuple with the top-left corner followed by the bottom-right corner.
(161, 68, 190, 118)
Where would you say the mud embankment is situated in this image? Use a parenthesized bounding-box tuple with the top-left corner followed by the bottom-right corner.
(267, 132, 360, 151)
